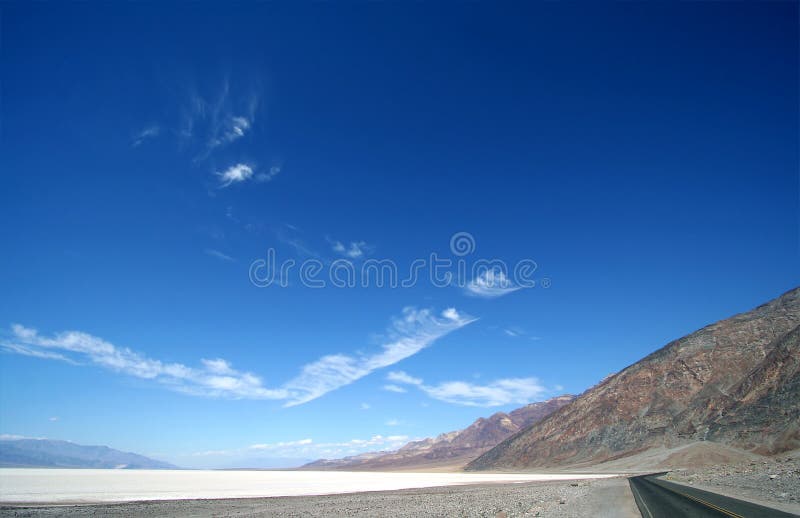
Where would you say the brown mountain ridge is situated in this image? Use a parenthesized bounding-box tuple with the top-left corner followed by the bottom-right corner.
(303, 395, 575, 470)
(467, 287, 800, 470)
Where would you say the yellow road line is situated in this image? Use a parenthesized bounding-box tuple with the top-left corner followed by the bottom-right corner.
(653, 480, 745, 518)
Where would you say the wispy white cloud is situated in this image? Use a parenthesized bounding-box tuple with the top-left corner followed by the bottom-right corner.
(465, 269, 520, 298)
(382, 384, 407, 393)
(249, 438, 312, 450)
(499, 326, 542, 341)
(386, 371, 422, 385)
(210, 115, 251, 149)
(387, 370, 547, 407)
(48, 417, 59, 422)
(216, 163, 254, 187)
(131, 125, 160, 147)
(1, 342, 76, 363)
(137, 80, 263, 173)
(256, 165, 281, 183)
(329, 239, 373, 259)
(360, 402, 371, 410)
(215, 163, 280, 188)
(385, 419, 400, 426)
(281, 307, 476, 406)
(422, 378, 547, 407)
(2, 324, 288, 400)
(181, 80, 259, 156)
(2, 307, 474, 407)
(204, 249, 236, 262)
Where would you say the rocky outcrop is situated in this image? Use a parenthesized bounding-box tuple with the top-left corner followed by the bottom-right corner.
(468, 287, 800, 470)
(703, 325, 800, 453)
(303, 395, 574, 470)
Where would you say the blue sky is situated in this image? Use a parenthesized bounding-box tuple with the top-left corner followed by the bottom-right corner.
(0, 3, 797, 468)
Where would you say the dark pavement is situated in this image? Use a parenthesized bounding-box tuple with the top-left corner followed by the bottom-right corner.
(629, 473, 798, 518)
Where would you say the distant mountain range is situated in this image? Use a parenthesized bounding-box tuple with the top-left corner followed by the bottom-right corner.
(303, 395, 575, 470)
(0, 438, 176, 469)
(468, 287, 800, 470)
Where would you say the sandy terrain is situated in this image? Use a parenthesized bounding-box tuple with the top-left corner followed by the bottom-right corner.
(551, 441, 768, 473)
(0, 477, 639, 518)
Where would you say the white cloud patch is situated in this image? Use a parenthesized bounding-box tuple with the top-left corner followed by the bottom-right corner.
(2, 307, 474, 407)
(387, 370, 547, 407)
(329, 239, 372, 259)
(465, 269, 521, 298)
(216, 163, 254, 187)
(382, 384, 407, 393)
(216, 163, 280, 188)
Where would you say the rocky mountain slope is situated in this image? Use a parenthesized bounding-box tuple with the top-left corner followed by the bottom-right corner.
(304, 395, 575, 470)
(468, 287, 800, 470)
(0, 438, 176, 469)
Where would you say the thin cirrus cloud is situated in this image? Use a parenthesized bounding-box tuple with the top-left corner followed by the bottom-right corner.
(189, 434, 410, 464)
(386, 370, 547, 407)
(180, 80, 259, 155)
(464, 269, 521, 298)
(280, 307, 476, 406)
(133, 83, 258, 155)
(1, 307, 475, 407)
(131, 125, 160, 147)
(204, 248, 236, 262)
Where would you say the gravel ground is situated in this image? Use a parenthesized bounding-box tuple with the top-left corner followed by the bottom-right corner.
(0, 477, 638, 518)
(664, 454, 800, 512)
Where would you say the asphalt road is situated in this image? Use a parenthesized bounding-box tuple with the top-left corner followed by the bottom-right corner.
(629, 473, 798, 518)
